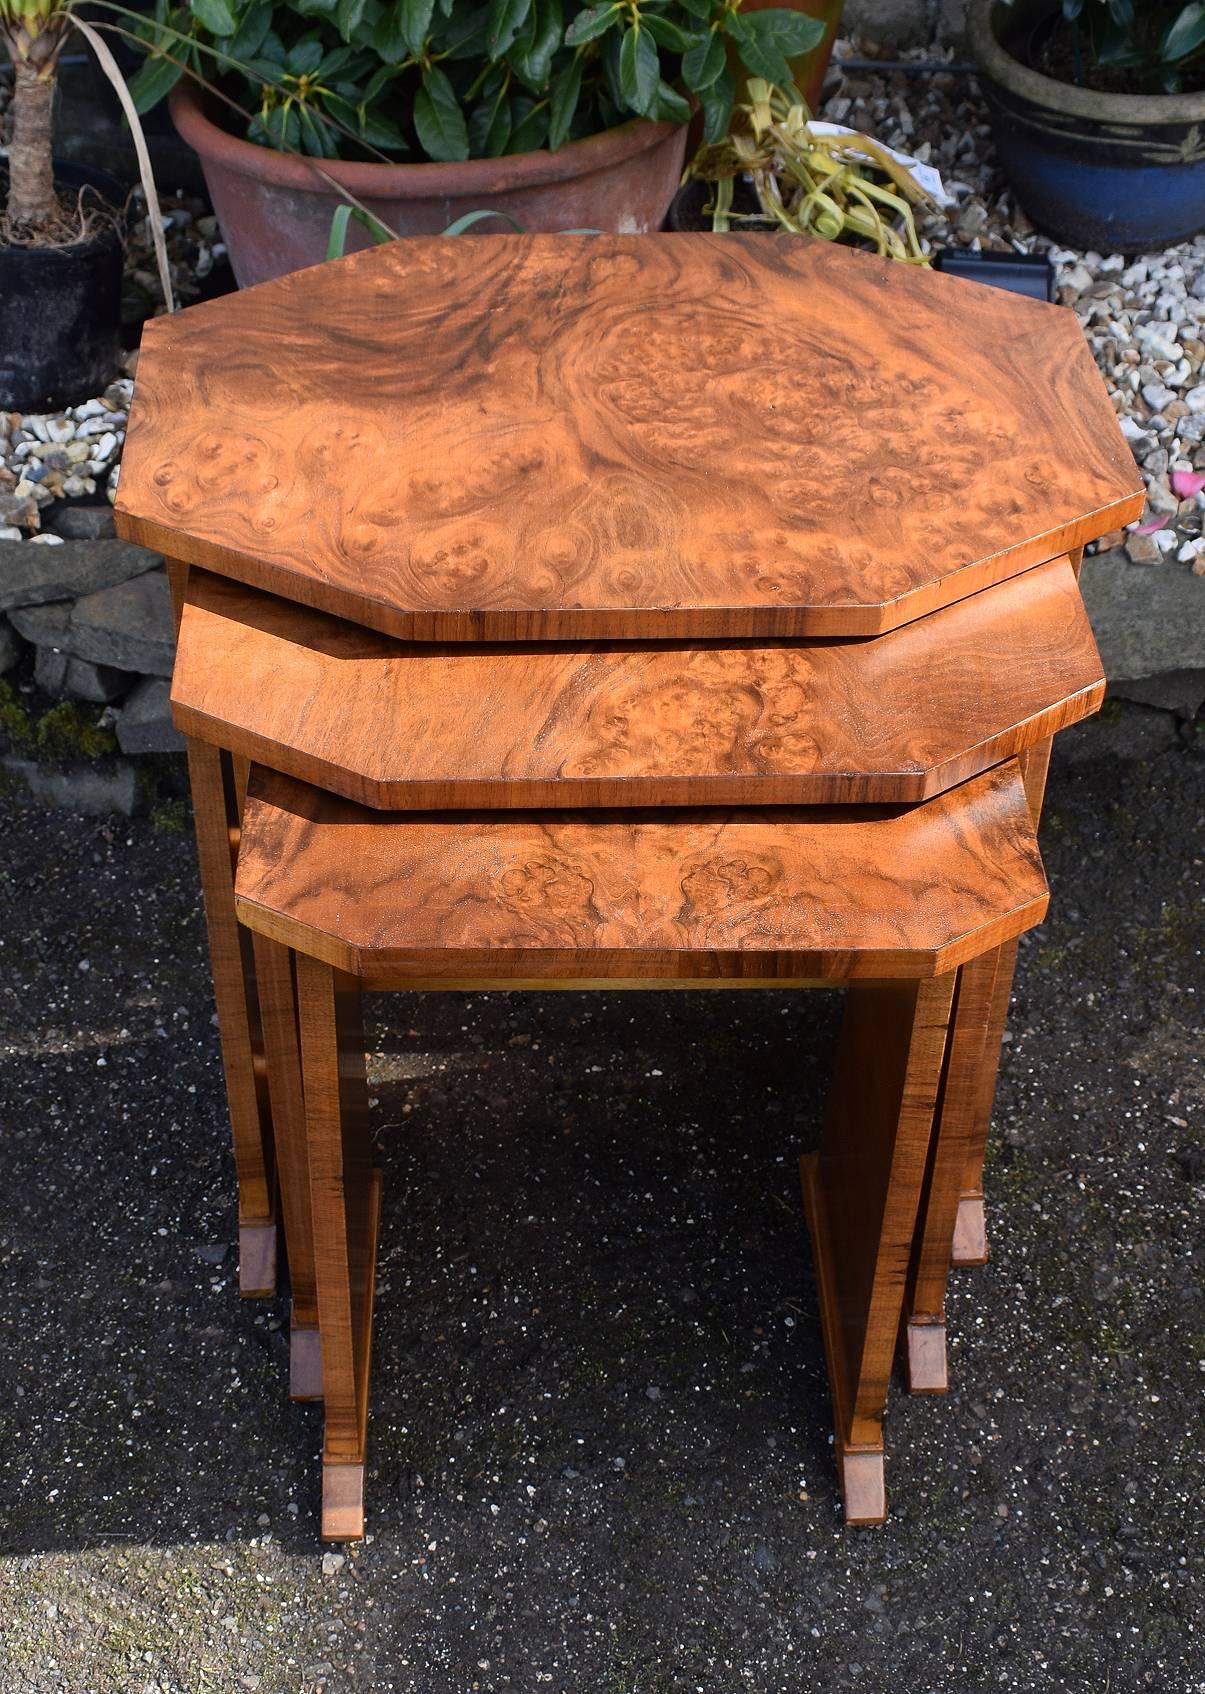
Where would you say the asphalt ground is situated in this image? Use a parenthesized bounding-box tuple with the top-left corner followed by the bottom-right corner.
(0, 698, 1202, 1693)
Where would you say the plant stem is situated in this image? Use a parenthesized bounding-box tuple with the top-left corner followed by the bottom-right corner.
(6, 56, 58, 230)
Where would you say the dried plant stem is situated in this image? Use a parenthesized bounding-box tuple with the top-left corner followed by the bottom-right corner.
(71, 12, 174, 310)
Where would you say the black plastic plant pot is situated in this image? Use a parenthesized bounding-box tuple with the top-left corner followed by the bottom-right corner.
(0, 161, 126, 414)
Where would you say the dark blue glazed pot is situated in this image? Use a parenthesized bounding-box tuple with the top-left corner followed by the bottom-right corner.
(969, 0, 1205, 252)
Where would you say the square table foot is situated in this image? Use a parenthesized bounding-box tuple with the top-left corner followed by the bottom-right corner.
(322, 1463, 366, 1542)
(290, 1320, 323, 1401)
(837, 1447, 887, 1525)
(904, 1319, 949, 1395)
(952, 1194, 988, 1267)
(238, 1220, 278, 1298)
(800, 1152, 889, 1527)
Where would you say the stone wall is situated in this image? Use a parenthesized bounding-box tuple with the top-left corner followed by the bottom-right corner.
(0, 508, 181, 812)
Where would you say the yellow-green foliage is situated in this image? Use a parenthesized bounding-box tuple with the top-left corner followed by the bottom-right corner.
(35, 701, 118, 765)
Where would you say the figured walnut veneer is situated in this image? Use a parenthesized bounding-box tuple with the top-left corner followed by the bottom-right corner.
(173, 557, 1104, 810)
(233, 759, 1048, 986)
(117, 235, 1141, 641)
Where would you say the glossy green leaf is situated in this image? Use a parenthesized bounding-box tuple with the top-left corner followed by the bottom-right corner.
(318, 43, 357, 74)
(618, 23, 658, 113)
(548, 49, 582, 146)
(697, 64, 733, 142)
(468, 87, 514, 153)
(434, 3, 492, 56)
(190, 0, 237, 34)
(359, 106, 409, 146)
(510, 95, 550, 149)
(488, 0, 532, 56)
(653, 78, 691, 123)
(510, 0, 562, 89)
(363, 61, 401, 98)
(297, 102, 335, 155)
(724, 7, 824, 82)
(600, 26, 624, 105)
(373, 2, 407, 56)
(640, 11, 691, 49)
(245, 54, 289, 84)
(228, 0, 273, 55)
(127, 50, 185, 113)
(335, 0, 369, 41)
(250, 101, 301, 147)
(285, 34, 324, 73)
(1165, 0, 1205, 59)
(414, 63, 470, 158)
(322, 89, 360, 129)
(564, 1, 618, 45)
(402, 0, 436, 50)
(681, 27, 724, 90)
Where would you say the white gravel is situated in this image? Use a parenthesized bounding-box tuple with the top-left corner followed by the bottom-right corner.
(822, 42, 1205, 574)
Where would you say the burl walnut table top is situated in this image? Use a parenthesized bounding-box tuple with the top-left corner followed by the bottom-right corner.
(233, 757, 1049, 984)
(173, 556, 1103, 810)
(117, 235, 1141, 642)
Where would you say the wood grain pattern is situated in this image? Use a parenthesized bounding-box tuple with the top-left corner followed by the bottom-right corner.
(949, 729, 1059, 1265)
(172, 557, 1105, 810)
(929, 548, 1091, 1291)
(250, 932, 320, 1397)
(234, 760, 1048, 985)
(116, 234, 1142, 642)
(802, 972, 957, 1522)
(294, 952, 380, 1540)
(903, 945, 1004, 1393)
(183, 735, 277, 1294)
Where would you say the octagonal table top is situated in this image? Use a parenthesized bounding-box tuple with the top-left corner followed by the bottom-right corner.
(173, 555, 1103, 810)
(117, 234, 1142, 642)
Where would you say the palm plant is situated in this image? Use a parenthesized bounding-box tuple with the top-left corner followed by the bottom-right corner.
(1, 0, 170, 301)
(1, 0, 69, 238)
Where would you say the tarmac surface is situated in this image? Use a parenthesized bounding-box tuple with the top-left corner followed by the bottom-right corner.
(1, 698, 1202, 1693)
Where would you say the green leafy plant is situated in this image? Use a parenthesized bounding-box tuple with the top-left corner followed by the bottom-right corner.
(126, 0, 826, 164)
(1004, 0, 1205, 93)
(682, 79, 933, 261)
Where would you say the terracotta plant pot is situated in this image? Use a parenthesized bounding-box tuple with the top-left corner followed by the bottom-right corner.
(970, 0, 1205, 251)
(170, 80, 689, 287)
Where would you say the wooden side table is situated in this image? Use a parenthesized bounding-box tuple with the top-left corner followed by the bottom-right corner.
(112, 232, 1142, 1535)
(168, 553, 1105, 1381)
(233, 757, 1050, 1535)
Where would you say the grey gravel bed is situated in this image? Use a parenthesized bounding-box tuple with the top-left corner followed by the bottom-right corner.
(0, 698, 1202, 1693)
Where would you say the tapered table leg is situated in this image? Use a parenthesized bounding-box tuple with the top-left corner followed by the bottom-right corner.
(950, 730, 1055, 1267)
(295, 955, 380, 1541)
(801, 974, 956, 1524)
(948, 547, 1084, 1269)
(903, 949, 1004, 1392)
(252, 934, 322, 1399)
(185, 735, 277, 1296)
